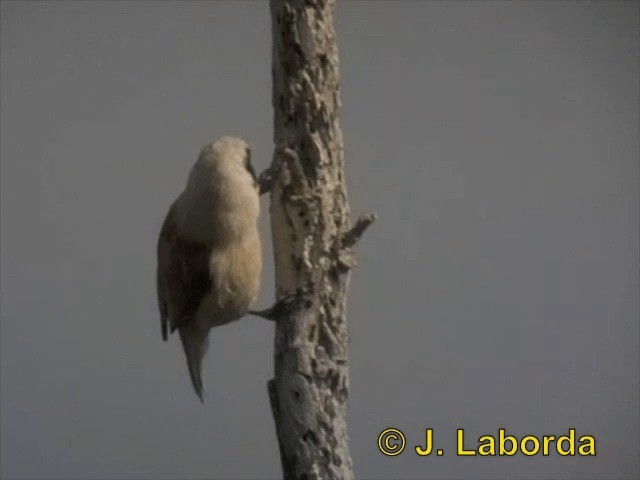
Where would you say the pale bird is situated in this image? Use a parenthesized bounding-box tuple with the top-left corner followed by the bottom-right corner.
(157, 136, 262, 401)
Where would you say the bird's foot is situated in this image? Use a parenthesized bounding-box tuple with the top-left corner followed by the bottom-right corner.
(249, 287, 312, 321)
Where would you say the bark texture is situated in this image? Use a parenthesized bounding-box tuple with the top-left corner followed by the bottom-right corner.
(267, 1, 372, 478)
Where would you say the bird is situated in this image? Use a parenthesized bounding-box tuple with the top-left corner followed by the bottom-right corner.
(156, 136, 262, 402)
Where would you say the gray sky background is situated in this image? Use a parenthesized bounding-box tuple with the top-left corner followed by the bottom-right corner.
(1, 1, 638, 479)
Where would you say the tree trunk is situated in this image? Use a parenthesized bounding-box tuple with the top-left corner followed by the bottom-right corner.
(266, 1, 374, 479)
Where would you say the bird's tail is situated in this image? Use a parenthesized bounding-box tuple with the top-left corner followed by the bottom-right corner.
(178, 324, 210, 403)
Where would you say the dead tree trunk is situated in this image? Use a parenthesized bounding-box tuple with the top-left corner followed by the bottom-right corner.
(266, 1, 375, 479)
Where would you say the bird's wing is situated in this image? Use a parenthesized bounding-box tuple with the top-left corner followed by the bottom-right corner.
(157, 204, 213, 340)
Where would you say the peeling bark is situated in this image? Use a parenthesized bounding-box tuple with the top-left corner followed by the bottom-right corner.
(267, 1, 375, 479)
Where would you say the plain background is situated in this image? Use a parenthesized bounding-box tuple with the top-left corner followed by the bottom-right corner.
(1, 1, 638, 479)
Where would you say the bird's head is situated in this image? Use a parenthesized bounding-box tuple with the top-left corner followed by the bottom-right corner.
(175, 135, 260, 244)
(192, 136, 256, 185)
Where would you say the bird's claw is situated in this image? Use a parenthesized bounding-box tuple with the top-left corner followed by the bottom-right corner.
(249, 287, 312, 321)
